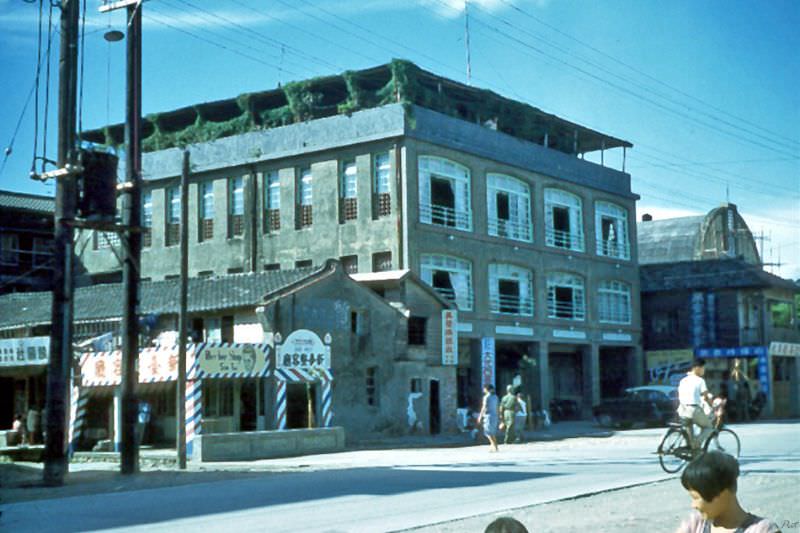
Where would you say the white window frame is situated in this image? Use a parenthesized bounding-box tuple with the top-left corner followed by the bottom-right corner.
(595, 201, 630, 260)
(0, 234, 20, 266)
(265, 171, 280, 210)
(418, 156, 472, 231)
(167, 186, 181, 224)
(201, 181, 214, 221)
(420, 254, 473, 311)
(299, 167, 313, 206)
(487, 173, 532, 242)
(544, 188, 584, 252)
(142, 190, 153, 228)
(341, 159, 357, 199)
(374, 152, 390, 194)
(546, 272, 586, 321)
(598, 280, 632, 324)
(230, 177, 244, 216)
(488, 263, 534, 316)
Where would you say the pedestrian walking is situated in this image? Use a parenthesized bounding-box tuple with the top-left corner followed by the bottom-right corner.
(514, 391, 528, 443)
(25, 406, 40, 445)
(731, 358, 751, 422)
(675, 451, 782, 532)
(499, 385, 520, 445)
(477, 384, 499, 452)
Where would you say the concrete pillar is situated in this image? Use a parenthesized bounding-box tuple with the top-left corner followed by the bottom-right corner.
(113, 386, 122, 452)
(582, 344, 600, 417)
(538, 341, 550, 416)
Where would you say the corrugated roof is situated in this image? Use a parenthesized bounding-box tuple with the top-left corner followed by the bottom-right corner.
(0, 190, 55, 214)
(637, 215, 704, 264)
(0, 266, 323, 330)
(640, 259, 798, 292)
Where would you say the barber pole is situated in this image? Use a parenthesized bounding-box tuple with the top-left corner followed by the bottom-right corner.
(275, 380, 287, 430)
(67, 384, 88, 456)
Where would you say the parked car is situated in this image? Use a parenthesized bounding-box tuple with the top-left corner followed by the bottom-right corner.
(592, 385, 678, 428)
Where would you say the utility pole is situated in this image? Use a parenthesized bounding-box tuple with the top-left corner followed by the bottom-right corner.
(464, 0, 472, 85)
(43, 0, 80, 487)
(177, 149, 189, 469)
(99, 0, 144, 475)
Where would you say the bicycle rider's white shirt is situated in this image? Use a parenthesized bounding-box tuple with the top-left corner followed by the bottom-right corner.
(678, 372, 707, 407)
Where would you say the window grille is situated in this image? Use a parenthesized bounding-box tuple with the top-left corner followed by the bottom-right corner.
(488, 263, 534, 316)
(595, 201, 630, 259)
(487, 174, 532, 242)
(374, 152, 391, 217)
(546, 272, 586, 320)
(418, 156, 472, 231)
(141, 191, 152, 248)
(265, 171, 281, 232)
(340, 254, 358, 274)
(421, 254, 473, 311)
(200, 181, 214, 241)
(229, 177, 244, 237)
(372, 251, 392, 272)
(340, 160, 358, 222)
(366, 366, 378, 406)
(298, 167, 313, 228)
(544, 188, 584, 252)
(166, 187, 181, 247)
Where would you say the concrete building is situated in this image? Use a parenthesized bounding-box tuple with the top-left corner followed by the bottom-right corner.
(78, 60, 643, 419)
(639, 204, 800, 418)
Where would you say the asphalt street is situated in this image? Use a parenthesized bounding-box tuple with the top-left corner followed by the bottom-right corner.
(1, 421, 797, 532)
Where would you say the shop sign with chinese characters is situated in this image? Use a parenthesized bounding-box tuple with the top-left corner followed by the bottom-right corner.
(196, 344, 268, 376)
(0, 337, 49, 367)
(276, 329, 331, 369)
(441, 310, 458, 365)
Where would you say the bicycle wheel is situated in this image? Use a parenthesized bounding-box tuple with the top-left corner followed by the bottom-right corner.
(704, 428, 740, 458)
(658, 428, 691, 473)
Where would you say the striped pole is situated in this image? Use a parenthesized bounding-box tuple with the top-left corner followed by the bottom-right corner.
(321, 379, 332, 428)
(67, 385, 88, 456)
(185, 378, 202, 458)
(275, 379, 287, 430)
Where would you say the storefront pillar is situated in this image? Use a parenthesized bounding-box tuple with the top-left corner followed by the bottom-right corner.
(583, 344, 601, 417)
(630, 344, 645, 387)
(538, 342, 550, 417)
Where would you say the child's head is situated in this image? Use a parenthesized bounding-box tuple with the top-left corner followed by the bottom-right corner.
(681, 451, 739, 521)
(485, 516, 528, 533)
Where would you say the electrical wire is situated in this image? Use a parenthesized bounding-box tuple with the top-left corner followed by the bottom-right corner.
(0, 81, 37, 179)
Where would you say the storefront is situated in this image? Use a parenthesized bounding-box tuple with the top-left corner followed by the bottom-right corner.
(0, 337, 48, 437)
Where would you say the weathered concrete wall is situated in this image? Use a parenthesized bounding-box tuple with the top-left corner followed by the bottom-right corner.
(193, 427, 345, 462)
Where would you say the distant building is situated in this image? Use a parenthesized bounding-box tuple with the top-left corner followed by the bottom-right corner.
(639, 204, 800, 417)
(78, 60, 642, 420)
(0, 190, 55, 295)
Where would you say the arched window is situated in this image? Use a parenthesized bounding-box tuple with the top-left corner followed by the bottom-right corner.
(420, 254, 473, 311)
(546, 272, 585, 320)
(544, 188, 584, 252)
(488, 263, 534, 316)
(595, 201, 630, 260)
(598, 280, 631, 324)
(418, 156, 472, 231)
(487, 174, 532, 242)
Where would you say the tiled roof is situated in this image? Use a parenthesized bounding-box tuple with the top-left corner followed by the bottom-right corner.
(0, 265, 324, 330)
(637, 215, 705, 265)
(640, 259, 798, 292)
(0, 190, 55, 214)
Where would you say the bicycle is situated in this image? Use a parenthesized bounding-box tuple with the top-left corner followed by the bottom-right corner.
(656, 400, 740, 473)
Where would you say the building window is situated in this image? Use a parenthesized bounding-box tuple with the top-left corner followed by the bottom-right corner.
(372, 251, 392, 272)
(221, 315, 234, 343)
(295, 259, 312, 268)
(264, 170, 280, 232)
(418, 156, 472, 231)
(366, 366, 378, 406)
(297, 167, 313, 228)
(410, 378, 423, 393)
(544, 189, 584, 252)
(340, 254, 358, 274)
(769, 300, 793, 328)
(203, 380, 234, 417)
(94, 230, 120, 250)
(598, 280, 631, 324)
(487, 174, 532, 242)
(166, 186, 181, 247)
(32, 237, 53, 267)
(141, 190, 152, 248)
(229, 177, 244, 237)
(489, 263, 534, 316)
(0, 234, 19, 265)
(340, 159, 358, 222)
(227, 267, 244, 275)
(420, 254, 473, 311)
(595, 201, 630, 260)
(264, 263, 280, 271)
(408, 317, 427, 345)
(547, 272, 586, 320)
(373, 152, 391, 218)
(199, 181, 214, 241)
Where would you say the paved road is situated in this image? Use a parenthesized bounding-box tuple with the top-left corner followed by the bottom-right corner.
(1, 421, 797, 532)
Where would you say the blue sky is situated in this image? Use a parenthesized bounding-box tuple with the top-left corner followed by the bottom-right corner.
(1, 0, 798, 278)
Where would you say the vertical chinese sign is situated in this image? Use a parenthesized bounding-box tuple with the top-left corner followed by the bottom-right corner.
(481, 337, 495, 388)
(441, 310, 458, 365)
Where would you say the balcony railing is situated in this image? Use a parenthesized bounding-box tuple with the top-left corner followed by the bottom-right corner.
(547, 300, 585, 320)
(488, 217, 532, 242)
(432, 286, 474, 311)
(420, 203, 471, 230)
(490, 293, 534, 316)
(597, 238, 630, 260)
(545, 227, 584, 251)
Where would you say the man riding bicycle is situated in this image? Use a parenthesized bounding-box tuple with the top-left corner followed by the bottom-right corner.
(677, 358, 716, 450)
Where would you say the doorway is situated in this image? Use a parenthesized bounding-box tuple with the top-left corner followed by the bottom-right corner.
(429, 379, 440, 434)
(286, 382, 317, 429)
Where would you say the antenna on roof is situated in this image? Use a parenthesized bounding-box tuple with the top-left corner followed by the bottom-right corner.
(464, 0, 472, 85)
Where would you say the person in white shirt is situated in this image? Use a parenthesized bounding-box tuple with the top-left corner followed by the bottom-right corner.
(677, 358, 716, 449)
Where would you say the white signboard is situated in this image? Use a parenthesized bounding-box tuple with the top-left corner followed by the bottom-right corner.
(481, 337, 496, 388)
(442, 310, 458, 365)
(277, 329, 331, 369)
(196, 344, 268, 376)
(769, 342, 800, 357)
(0, 337, 49, 367)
